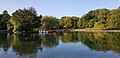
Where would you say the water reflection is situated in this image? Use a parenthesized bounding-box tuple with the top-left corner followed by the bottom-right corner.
(61, 32, 79, 43)
(60, 32, 120, 55)
(0, 33, 59, 58)
(78, 32, 120, 53)
(0, 33, 10, 53)
(0, 32, 120, 58)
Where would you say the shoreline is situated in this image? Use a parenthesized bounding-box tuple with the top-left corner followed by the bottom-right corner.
(70, 29, 120, 32)
(1, 29, 120, 34)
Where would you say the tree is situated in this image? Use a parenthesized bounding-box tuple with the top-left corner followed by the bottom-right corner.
(77, 16, 87, 29)
(77, 8, 110, 29)
(41, 16, 59, 30)
(106, 9, 120, 29)
(11, 7, 41, 32)
(0, 10, 10, 30)
(60, 16, 79, 29)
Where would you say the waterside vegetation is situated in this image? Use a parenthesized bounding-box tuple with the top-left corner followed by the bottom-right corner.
(1, 7, 120, 33)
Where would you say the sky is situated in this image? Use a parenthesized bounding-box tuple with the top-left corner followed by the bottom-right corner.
(0, 0, 120, 18)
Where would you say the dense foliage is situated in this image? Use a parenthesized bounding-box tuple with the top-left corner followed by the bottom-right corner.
(41, 16, 59, 30)
(0, 7, 120, 32)
(10, 7, 42, 32)
(77, 7, 120, 30)
(0, 10, 10, 30)
(59, 16, 79, 29)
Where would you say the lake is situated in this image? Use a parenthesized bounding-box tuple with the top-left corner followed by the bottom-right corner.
(0, 32, 120, 58)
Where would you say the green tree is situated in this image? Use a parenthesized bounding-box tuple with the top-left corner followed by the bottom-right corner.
(41, 16, 59, 30)
(77, 16, 87, 29)
(0, 10, 10, 30)
(77, 8, 111, 29)
(60, 16, 79, 29)
(106, 9, 120, 29)
(11, 7, 41, 32)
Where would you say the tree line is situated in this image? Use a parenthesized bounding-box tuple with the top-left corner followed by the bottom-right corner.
(0, 7, 120, 32)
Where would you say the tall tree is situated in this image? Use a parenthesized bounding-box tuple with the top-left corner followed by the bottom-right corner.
(0, 10, 10, 30)
(11, 7, 41, 32)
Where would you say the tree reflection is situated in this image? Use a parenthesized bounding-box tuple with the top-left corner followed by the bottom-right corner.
(77, 32, 120, 54)
(1, 32, 120, 57)
(59, 32, 120, 54)
(61, 32, 79, 43)
(0, 33, 10, 54)
(39, 33, 59, 48)
(11, 33, 59, 58)
(12, 34, 40, 58)
(0, 33, 59, 58)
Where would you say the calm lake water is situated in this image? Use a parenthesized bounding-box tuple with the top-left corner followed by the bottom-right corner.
(0, 32, 120, 58)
